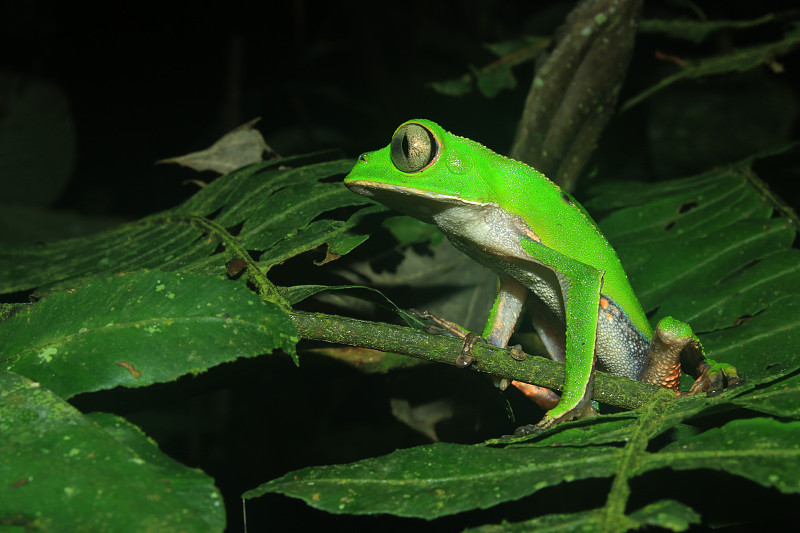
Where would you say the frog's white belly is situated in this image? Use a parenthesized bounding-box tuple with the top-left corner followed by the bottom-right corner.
(432, 201, 565, 318)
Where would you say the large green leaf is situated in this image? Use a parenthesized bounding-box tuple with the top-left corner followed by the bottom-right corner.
(0, 156, 365, 295)
(586, 165, 800, 383)
(247, 393, 799, 523)
(645, 418, 800, 493)
(729, 372, 800, 418)
(0, 371, 224, 532)
(0, 270, 297, 398)
(244, 441, 622, 518)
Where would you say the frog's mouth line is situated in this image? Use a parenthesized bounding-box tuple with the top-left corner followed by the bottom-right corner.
(345, 179, 485, 205)
(345, 179, 489, 223)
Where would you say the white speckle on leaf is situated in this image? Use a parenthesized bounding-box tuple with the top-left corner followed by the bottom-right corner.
(38, 347, 58, 363)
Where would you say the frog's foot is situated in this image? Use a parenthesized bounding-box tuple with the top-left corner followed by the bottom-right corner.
(685, 360, 743, 396)
(412, 309, 472, 339)
(409, 310, 484, 368)
(455, 332, 485, 368)
(513, 402, 599, 436)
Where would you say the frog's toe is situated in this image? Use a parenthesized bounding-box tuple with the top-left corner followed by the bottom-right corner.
(720, 364, 743, 388)
(455, 332, 485, 368)
(688, 361, 742, 395)
(511, 380, 561, 411)
(416, 310, 472, 339)
(513, 422, 548, 437)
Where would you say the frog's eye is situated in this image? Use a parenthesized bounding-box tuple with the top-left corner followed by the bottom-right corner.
(390, 122, 439, 173)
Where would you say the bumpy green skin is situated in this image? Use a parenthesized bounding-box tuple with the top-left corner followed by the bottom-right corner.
(344, 119, 721, 430)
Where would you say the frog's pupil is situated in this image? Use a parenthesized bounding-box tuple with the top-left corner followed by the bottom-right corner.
(402, 134, 410, 159)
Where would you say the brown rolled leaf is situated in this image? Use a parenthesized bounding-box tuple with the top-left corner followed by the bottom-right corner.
(510, 0, 642, 191)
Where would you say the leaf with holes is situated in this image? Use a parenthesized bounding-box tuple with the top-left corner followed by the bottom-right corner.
(586, 165, 800, 385)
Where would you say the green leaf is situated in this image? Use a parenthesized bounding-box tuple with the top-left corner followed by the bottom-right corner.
(474, 66, 517, 99)
(646, 418, 800, 494)
(381, 215, 443, 246)
(730, 373, 800, 418)
(463, 500, 699, 533)
(587, 166, 800, 382)
(483, 35, 549, 59)
(486, 414, 642, 448)
(0, 157, 363, 295)
(639, 13, 782, 44)
(0, 371, 224, 532)
(627, 499, 701, 532)
(244, 442, 622, 518)
(0, 270, 297, 398)
(427, 36, 549, 99)
(463, 509, 614, 533)
(249, 387, 793, 523)
(428, 75, 474, 97)
(622, 25, 800, 111)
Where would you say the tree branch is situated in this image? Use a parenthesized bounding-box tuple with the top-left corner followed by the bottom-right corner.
(289, 310, 665, 410)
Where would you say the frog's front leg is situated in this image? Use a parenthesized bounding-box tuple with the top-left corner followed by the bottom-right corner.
(480, 275, 560, 411)
(478, 274, 524, 377)
(481, 274, 527, 347)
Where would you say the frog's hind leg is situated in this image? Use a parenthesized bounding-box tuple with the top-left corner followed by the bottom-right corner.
(526, 295, 566, 363)
(506, 296, 566, 411)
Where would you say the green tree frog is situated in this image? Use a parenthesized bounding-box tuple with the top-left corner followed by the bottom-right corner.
(344, 119, 738, 431)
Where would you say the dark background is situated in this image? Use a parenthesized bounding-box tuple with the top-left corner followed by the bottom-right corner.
(5, 1, 798, 218)
(3, 1, 800, 531)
